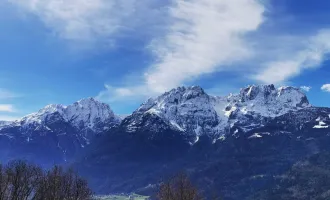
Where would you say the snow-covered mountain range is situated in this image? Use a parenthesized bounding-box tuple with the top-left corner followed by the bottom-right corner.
(0, 84, 314, 164)
(1, 84, 329, 199)
(0, 84, 309, 144)
(122, 84, 310, 144)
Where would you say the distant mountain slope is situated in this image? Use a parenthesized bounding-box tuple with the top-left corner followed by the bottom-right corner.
(0, 98, 121, 166)
(252, 152, 330, 200)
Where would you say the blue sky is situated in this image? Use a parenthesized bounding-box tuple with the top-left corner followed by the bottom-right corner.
(0, 0, 330, 120)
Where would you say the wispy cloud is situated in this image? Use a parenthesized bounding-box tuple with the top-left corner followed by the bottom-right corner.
(96, 0, 265, 102)
(8, 0, 138, 42)
(0, 104, 15, 113)
(146, 0, 265, 93)
(254, 30, 330, 84)
(9, 0, 330, 105)
(0, 88, 19, 99)
(0, 88, 20, 117)
(300, 86, 312, 92)
(321, 84, 330, 92)
(97, 84, 150, 103)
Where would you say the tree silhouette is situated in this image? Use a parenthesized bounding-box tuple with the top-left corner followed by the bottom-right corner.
(0, 160, 92, 200)
(157, 173, 203, 200)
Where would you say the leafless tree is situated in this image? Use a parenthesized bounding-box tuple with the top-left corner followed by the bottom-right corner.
(0, 163, 10, 200)
(157, 173, 203, 200)
(34, 165, 92, 200)
(5, 160, 43, 200)
(0, 161, 92, 200)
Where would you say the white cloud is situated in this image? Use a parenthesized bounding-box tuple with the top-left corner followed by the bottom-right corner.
(146, 0, 265, 93)
(254, 30, 330, 84)
(96, 0, 265, 102)
(0, 89, 19, 99)
(8, 0, 138, 42)
(300, 86, 312, 92)
(10, 0, 330, 106)
(96, 84, 151, 103)
(321, 84, 330, 92)
(0, 104, 15, 113)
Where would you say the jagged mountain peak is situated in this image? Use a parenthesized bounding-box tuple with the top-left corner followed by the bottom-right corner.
(74, 97, 102, 107)
(125, 86, 216, 136)
(160, 85, 205, 99)
(239, 84, 276, 100)
(167, 85, 205, 93)
(239, 84, 308, 102)
(66, 97, 118, 126)
(138, 86, 208, 112)
(236, 84, 310, 113)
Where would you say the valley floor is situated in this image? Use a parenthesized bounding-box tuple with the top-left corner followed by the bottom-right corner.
(93, 194, 149, 200)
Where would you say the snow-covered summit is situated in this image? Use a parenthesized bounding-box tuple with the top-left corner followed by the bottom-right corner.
(229, 84, 310, 117)
(135, 86, 218, 133)
(137, 86, 210, 113)
(20, 104, 66, 125)
(11, 97, 121, 132)
(65, 97, 120, 130)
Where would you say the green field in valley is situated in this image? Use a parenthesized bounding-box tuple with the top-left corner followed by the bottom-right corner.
(93, 194, 149, 200)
